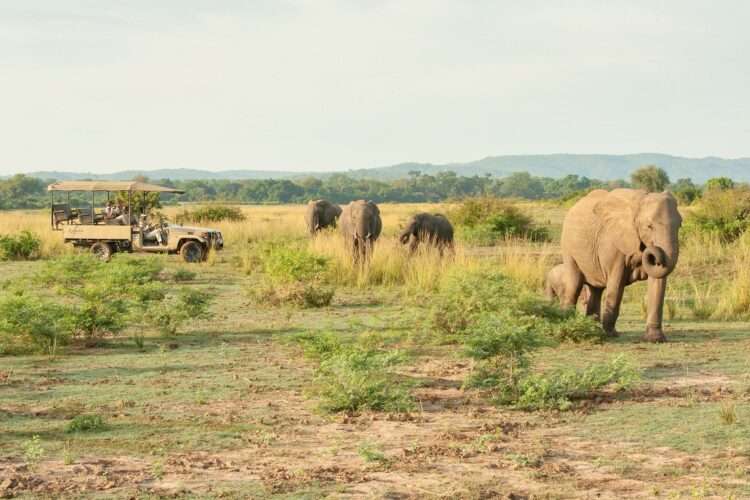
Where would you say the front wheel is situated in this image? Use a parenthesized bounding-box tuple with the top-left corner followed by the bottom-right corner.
(90, 242, 113, 262)
(180, 241, 205, 263)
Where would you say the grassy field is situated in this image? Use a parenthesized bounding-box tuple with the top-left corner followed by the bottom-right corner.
(2, 203, 750, 498)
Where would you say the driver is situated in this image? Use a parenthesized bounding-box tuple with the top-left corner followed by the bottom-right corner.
(139, 214, 164, 245)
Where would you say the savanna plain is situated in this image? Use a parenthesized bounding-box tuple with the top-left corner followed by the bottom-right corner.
(2, 201, 750, 499)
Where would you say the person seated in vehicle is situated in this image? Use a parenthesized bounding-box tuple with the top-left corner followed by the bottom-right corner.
(139, 214, 165, 245)
(104, 200, 116, 219)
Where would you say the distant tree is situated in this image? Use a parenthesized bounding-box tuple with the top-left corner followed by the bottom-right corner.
(705, 177, 735, 191)
(630, 165, 670, 192)
(497, 172, 545, 199)
(670, 178, 701, 205)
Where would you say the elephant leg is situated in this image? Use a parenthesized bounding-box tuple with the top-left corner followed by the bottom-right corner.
(602, 266, 626, 337)
(560, 256, 584, 308)
(584, 286, 603, 319)
(644, 277, 667, 342)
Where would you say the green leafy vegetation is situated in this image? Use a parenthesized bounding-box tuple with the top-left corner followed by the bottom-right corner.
(448, 197, 549, 244)
(0, 231, 41, 260)
(684, 186, 750, 242)
(66, 414, 107, 433)
(244, 240, 335, 308)
(293, 332, 413, 413)
(174, 205, 246, 224)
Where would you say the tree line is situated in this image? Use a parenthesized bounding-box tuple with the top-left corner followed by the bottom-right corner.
(0, 166, 739, 209)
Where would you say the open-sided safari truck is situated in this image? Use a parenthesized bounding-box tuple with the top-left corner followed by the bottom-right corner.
(48, 181, 224, 262)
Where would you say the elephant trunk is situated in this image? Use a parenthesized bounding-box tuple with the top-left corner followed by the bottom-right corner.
(642, 242, 678, 279)
(399, 224, 414, 244)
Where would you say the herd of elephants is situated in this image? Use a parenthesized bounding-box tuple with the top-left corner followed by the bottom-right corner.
(306, 188, 682, 343)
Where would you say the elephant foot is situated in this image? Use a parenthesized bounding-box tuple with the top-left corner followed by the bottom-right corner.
(643, 326, 667, 343)
(603, 328, 619, 338)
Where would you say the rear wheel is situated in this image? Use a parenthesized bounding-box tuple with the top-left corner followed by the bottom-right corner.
(91, 242, 113, 262)
(180, 241, 205, 263)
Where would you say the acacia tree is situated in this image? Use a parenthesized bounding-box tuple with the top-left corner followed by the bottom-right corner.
(630, 165, 670, 192)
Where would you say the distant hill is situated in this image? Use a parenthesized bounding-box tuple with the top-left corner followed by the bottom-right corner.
(12, 153, 750, 183)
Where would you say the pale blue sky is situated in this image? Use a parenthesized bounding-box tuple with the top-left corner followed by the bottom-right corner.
(1, 1, 748, 174)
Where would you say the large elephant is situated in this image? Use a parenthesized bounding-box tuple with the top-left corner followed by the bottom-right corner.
(305, 199, 342, 235)
(340, 200, 382, 263)
(399, 213, 454, 255)
(559, 188, 682, 342)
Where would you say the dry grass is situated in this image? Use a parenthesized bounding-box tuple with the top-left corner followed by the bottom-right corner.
(0, 210, 71, 258)
(492, 239, 556, 291)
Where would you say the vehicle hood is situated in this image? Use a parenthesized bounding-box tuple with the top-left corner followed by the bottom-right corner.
(167, 224, 221, 233)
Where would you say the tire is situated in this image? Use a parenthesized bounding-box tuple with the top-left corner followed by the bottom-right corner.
(180, 241, 205, 263)
(91, 242, 113, 262)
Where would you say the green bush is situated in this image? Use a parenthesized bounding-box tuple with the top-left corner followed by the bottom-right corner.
(147, 288, 213, 336)
(512, 355, 640, 411)
(172, 268, 196, 282)
(684, 187, 750, 242)
(448, 198, 549, 244)
(463, 314, 543, 398)
(174, 205, 246, 224)
(545, 314, 606, 344)
(0, 293, 72, 354)
(294, 333, 413, 413)
(259, 242, 329, 283)
(0, 231, 41, 260)
(70, 288, 130, 341)
(66, 414, 107, 433)
(244, 241, 334, 308)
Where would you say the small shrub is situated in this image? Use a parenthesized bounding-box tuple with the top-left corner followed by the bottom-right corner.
(449, 198, 549, 244)
(66, 414, 107, 433)
(684, 187, 750, 242)
(0, 293, 72, 354)
(0, 231, 41, 260)
(22, 435, 44, 465)
(247, 280, 335, 308)
(172, 268, 196, 282)
(148, 288, 214, 335)
(358, 441, 390, 465)
(174, 205, 246, 224)
(294, 333, 413, 413)
(511, 355, 640, 410)
(244, 241, 334, 308)
(546, 314, 606, 344)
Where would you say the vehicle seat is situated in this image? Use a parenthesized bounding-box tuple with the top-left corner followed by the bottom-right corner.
(52, 203, 72, 225)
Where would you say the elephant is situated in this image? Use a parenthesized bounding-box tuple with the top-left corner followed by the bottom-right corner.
(339, 200, 382, 263)
(558, 188, 681, 342)
(305, 199, 342, 235)
(545, 264, 591, 311)
(398, 213, 454, 255)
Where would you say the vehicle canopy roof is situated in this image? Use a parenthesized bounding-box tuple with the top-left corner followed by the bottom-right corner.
(47, 181, 184, 194)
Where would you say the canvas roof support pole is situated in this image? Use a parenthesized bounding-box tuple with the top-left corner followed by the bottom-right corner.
(92, 191, 95, 225)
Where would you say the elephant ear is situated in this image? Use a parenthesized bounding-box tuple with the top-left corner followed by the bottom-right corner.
(593, 190, 645, 256)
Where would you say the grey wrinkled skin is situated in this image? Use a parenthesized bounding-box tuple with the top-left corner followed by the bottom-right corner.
(558, 188, 682, 342)
(339, 200, 382, 263)
(305, 200, 342, 236)
(399, 213, 454, 255)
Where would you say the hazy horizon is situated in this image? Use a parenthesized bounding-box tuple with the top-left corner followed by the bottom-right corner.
(2, 1, 749, 175)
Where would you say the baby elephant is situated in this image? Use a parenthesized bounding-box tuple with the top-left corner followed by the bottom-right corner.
(305, 199, 342, 235)
(340, 200, 382, 263)
(399, 213, 454, 255)
(545, 264, 593, 312)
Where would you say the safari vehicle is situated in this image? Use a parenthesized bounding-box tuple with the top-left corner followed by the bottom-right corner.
(48, 181, 224, 262)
